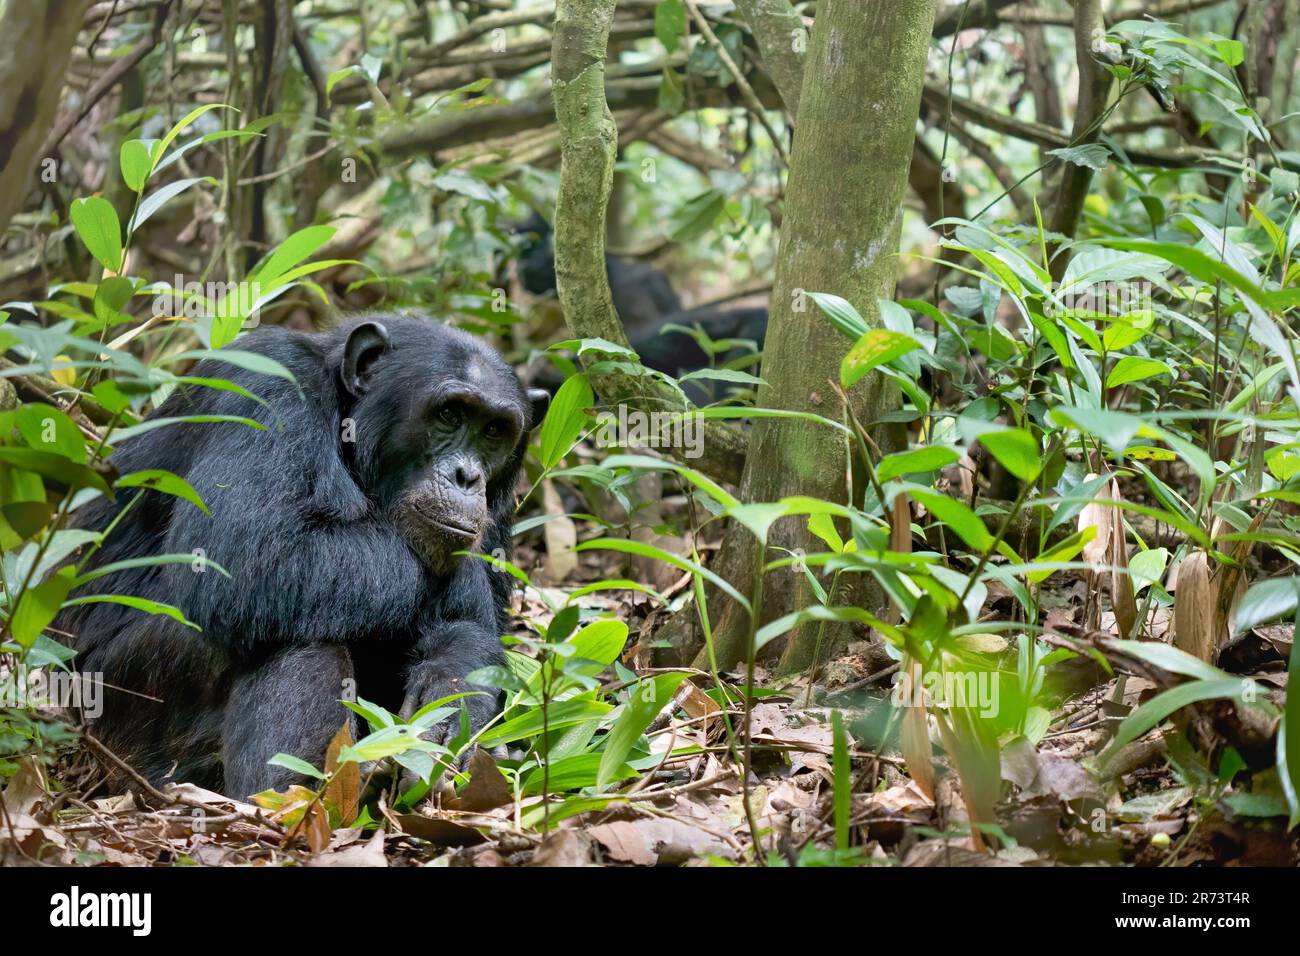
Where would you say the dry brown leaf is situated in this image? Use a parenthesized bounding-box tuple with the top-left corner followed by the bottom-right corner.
(588, 821, 656, 865)
(530, 828, 595, 866)
(900, 657, 936, 800)
(1078, 473, 1136, 636)
(307, 830, 387, 867)
(323, 719, 360, 826)
(1172, 550, 1225, 662)
(541, 479, 577, 582)
(445, 748, 512, 812)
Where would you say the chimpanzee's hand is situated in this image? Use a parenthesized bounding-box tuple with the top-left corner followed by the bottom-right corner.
(400, 660, 499, 749)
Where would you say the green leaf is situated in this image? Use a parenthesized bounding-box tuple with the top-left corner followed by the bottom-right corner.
(325, 66, 359, 100)
(598, 672, 688, 788)
(1048, 143, 1111, 170)
(108, 414, 265, 443)
(977, 428, 1040, 483)
(1101, 678, 1251, 766)
(0, 447, 112, 496)
(10, 566, 76, 647)
(832, 710, 850, 852)
(1282, 606, 1300, 827)
(16, 403, 86, 463)
(70, 197, 123, 273)
(1233, 577, 1299, 635)
(841, 329, 921, 388)
(339, 725, 440, 763)
(166, 348, 298, 384)
(876, 445, 959, 483)
(120, 139, 153, 192)
(538, 373, 594, 469)
(667, 189, 726, 242)
(1051, 406, 1142, 455)
(576, 537, 750, 611)
(1213, 38, 1244, 67)
(654, 0, 686, 50)
(268, 753, 326, 780)
(1106, 356, 1173, 388)
(151, 103, 235, 168)
(476, 698, 613, 748)
(115, 469, 210, 515)
(907, 487, 995, 552)
(62, 593, 198, 628)
(129, 176, 214, 234)
(807, 512, 844, 553)
(249, 225, 337, 285)
(810, 292, 871, 341)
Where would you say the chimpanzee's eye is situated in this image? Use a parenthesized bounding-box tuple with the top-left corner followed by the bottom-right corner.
(484, 419, 507, 440)
(438, 403, 461, 426)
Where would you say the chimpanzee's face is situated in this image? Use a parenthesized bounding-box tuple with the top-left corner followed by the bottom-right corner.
(337, 319, 548, 572)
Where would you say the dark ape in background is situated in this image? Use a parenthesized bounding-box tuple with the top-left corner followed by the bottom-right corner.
(515, 213, 769, 398)
(55, 316, 547, 798)
(516, 212, 683, 337)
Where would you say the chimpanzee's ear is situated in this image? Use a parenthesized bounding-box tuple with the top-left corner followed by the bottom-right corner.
(340, 321, 391, 397)
(527, 388, 551, 429)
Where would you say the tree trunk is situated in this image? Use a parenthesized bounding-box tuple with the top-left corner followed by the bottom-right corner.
(0, 1, 93, 236)
(695, 0, 939, 675)
(1047, 0, 1112, 281)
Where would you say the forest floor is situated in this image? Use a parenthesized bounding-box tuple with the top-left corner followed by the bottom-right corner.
(6, 486, 1297, 869)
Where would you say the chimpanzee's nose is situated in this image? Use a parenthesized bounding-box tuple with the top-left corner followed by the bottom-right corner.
(454, 460, 484, 492)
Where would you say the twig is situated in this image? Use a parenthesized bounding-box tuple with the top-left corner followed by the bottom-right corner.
(683, 0, 789, 164)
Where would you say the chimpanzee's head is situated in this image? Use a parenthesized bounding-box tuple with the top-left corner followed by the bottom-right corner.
(334, 316, 549, 572)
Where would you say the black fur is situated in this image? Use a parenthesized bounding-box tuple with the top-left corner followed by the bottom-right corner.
(55, 316, 543, 798)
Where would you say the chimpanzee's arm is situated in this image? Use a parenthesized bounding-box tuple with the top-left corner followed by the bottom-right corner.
(401, 551, 508, 736)
(156, 377, 430, 650)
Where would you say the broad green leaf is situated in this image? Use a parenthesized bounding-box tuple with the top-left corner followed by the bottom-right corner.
(977, 428, 1040, 483)
(876, 445, 959, 483)
(476, 697, 613, 748)
(120, 139, 152, 192)
(1106, 356, 1173, 388)
(115, 469, 210, 515)
(1233, 576, 1299, 635)
(70, 197, 123, 273)
(654, 0, 686, 50)
(1101, 678, 1251, 766)
(667, 189, 725, 242)
(538, 373, 593, 469)
(10, 566, 76, 647)
(811, 292, 871, 341)
(841, 329, 921, 388)
(268, 753, 326, 780)
(16, 403, 86, 463)
(597, 672, 689, 788)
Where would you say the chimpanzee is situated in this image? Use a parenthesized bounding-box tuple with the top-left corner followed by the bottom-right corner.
(515, 212, 683, 336)
(54, 316, 548, 798)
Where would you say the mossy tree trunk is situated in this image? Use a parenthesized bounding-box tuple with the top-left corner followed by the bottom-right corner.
(549, 0, 748, 486)
(696, 0, 939, 674)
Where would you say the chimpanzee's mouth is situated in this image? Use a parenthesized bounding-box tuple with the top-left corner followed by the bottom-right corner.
(428, 518, 479, 541)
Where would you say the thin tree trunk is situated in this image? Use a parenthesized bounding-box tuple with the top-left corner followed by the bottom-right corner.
(1047, 0, 1112, 281)
(549, 0, 748, 486)
(696, 0, 939, 674)
(0, 1, 94, 236)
